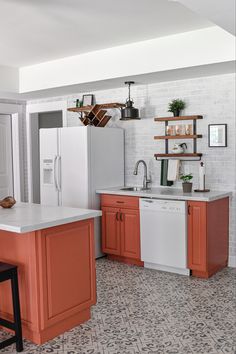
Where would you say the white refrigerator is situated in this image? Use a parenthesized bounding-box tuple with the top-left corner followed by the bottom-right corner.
(40, 126, 124, 258)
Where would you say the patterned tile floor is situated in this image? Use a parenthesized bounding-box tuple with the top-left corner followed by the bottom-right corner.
(0, 258, 236, 354)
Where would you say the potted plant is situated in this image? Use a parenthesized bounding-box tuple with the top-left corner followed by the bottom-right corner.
(168, 99, 186, 117)
(180, 174, 193, 193)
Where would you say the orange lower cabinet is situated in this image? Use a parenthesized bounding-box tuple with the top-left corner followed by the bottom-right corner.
(188, 198, 229, 278)
(101, 206, 120, 255)
(0, 219, 96, 344)
(101, 195, 143, 266)
(120, 208, 141, 260)
(187, 201, 207, 272)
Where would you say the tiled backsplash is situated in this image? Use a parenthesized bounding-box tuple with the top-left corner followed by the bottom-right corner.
(7, 73, 236, 266)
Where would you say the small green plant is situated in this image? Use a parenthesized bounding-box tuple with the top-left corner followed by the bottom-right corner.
(168, 99, 186, 116)
(75, 99, 83, 108)
(180, 174, 193, 183)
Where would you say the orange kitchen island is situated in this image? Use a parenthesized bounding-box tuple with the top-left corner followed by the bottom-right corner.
(0, 203, 102, 344)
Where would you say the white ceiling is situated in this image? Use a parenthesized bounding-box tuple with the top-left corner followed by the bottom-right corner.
(0, 0, 212, 67)
(172, 0, 236, 35)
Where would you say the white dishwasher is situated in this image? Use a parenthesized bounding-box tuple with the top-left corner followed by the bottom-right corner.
(140, 198, 189, 276)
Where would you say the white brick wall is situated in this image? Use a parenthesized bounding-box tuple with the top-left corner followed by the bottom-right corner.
(28, 73, 236, 266)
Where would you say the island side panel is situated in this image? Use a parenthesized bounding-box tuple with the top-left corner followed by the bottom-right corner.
(35, 219, 96, 337)
(0, 218, 96, 345)
(207, 197, 229, 275)
(0, 230, 40, 337)
(189, 198, 229, 278)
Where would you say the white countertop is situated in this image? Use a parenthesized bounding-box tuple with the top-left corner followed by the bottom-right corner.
(0, 203, 102, 233)
(96, 187, 232, 202)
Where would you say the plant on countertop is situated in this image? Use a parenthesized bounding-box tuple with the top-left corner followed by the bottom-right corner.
(180, 174, 193, 183)
(180, 173, 193, 193)
(168, 99, 186, 117)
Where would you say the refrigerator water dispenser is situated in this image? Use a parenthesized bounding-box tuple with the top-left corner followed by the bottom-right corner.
(42, 159, 54, 184)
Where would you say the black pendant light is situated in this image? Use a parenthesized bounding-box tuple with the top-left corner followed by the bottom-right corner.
(120, 81, 140, 120)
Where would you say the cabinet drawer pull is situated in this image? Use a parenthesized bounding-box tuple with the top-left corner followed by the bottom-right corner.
(116, 201, 124, 204)
(120, 212, 123, 221)
(116, 212, 119, 221)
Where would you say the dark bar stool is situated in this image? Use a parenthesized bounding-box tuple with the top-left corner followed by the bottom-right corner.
(0, 262, 23, 352)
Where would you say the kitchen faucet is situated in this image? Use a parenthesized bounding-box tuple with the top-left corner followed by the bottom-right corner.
(133, 160, 151, 189)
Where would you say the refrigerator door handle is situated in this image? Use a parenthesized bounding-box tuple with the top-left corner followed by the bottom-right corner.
(57, 156, 61, 191)
(54, 155, 58, 191)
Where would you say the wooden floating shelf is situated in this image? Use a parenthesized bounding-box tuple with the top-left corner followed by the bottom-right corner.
(154, 115, 203, 122)
(68, 102, 125, 113)
(154, 134, 202, 140)
(68, 106, 93, 113)
(155, 153, 202, 158)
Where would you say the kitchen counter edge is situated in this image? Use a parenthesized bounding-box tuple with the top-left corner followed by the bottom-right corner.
(96, 187, 232, 202)
(0, 203, 102, 234)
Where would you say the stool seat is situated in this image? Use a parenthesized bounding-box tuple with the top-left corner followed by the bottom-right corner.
(0, 261, 17, 273)
(0, 261, 23, 352)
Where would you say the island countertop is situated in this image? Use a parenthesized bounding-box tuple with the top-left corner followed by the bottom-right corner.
(96, 187, 232, 202)
(0, 202, 102, 233)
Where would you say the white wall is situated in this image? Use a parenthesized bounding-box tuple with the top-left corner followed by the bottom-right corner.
(27, 73, 236, 266)
(19, 27, 235, 93)
(0, 65, 19, 93)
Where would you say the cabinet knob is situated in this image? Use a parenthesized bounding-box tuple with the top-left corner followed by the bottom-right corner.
(116, 212, 119, 221)
(120, 212, 123, 221)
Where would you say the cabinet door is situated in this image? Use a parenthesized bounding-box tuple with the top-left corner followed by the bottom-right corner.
(39, 219, 96, 328)
(120, 208, 140, 259)
(188, 201, 207, 271)
(102, 207, 120, 255)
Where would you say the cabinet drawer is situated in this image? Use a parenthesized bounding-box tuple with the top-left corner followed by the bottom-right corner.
(101, 194, 139, 209)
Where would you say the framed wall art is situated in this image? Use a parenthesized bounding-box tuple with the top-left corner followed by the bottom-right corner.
(208, 124, 227, 147)
(82, 94, 94, 106)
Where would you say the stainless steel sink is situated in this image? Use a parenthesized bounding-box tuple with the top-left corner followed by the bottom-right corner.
(120, 187, 150, 191)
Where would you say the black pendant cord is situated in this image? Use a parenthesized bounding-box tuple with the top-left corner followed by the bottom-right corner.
(125, 81, 134, 103)
(128, 82, 131, 102)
